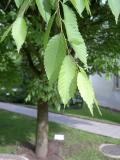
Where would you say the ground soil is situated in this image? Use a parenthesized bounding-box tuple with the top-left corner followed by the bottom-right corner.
(16, 141, 83, 160)
(17, 141, 64, 160)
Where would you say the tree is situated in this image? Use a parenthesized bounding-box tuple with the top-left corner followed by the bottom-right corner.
(78, 2, 120, 76)
(0, 0, 120, 159)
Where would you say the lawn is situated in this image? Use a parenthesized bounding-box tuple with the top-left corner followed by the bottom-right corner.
(50, 103, 120, 124)
(0, 109, 119, 160)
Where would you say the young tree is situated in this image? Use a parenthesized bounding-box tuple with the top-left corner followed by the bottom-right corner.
(1, 0, 120, 158)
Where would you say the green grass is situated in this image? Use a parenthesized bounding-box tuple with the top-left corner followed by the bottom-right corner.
(0, 109, 119, 160)
(50, 104, 120, 124)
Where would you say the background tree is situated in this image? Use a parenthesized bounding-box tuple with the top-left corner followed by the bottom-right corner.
(0, 0, 120, 159)
(80, 1, 120, 76)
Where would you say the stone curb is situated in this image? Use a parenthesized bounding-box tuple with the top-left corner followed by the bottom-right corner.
(99, 144, 120, 159)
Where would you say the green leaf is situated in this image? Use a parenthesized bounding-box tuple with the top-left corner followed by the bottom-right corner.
(12, 17, 27, 52)
(36, 0, 51, 23)
(77, 68, 95, 115)
(0, 25, 12, 43)
(63, 5, 88, 65)
(63, 0, 68, 3)
(70, 0, 85, 16)
(50, 0, 56, 9)
(84, 0, 91, 15)
(44, 33, 66, 83)
(14, 0, 23, 8)
(43, 14, 55, 49)
(94, 98, 102, 116)
(58, 55, 77, 105)
(69, 74, 77, 99)
(18, 0, 32, 16)
(108, 0, 120, 23)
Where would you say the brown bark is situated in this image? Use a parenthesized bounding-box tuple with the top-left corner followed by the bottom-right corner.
(35, 101, 48, 159)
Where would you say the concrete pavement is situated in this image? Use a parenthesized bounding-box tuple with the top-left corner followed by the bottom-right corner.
(0, 102, 120, 139)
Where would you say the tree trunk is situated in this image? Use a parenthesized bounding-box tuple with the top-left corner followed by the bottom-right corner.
(35, 101, 48, 159)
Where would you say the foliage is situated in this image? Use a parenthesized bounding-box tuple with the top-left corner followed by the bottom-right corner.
(36, 0, 51, 23)
(26, 77, 61, 110)
(0, 0, 120, 114)
(63, 4, 87, 65)
(77, 68, 95, 115)
(70, 0, 85, 16)
(14, 0, 24, 8)
(12, 16, 27, 52)
(80, 3, 120, 76)
(108, 0, 120, 23)
(44, 33, 66, 83)
(58, 55, 77, 105)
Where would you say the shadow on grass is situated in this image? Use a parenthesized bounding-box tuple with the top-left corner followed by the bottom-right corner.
(0, 109, 68, 146)
(0, 109, 36, 145)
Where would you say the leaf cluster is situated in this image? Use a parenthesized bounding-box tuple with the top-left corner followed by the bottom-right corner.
(0, 0, 120, 114)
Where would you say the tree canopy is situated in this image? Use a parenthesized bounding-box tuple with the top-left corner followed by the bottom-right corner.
(0, 0, 120, 158)
(1, 0, 120, 113)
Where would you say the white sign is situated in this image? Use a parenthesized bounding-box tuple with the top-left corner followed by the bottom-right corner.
(54, 134, 64, 141)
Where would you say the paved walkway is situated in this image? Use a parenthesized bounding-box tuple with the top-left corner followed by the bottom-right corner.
(0, 102, 120, 139)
